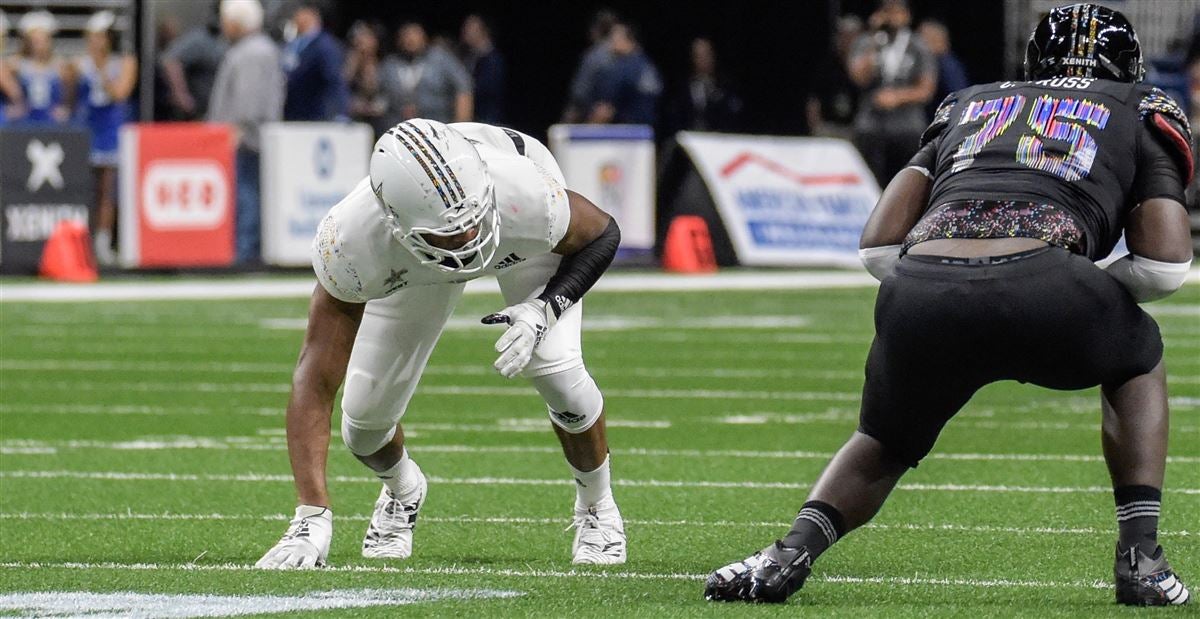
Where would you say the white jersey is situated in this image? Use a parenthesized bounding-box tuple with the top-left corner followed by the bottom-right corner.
(312, 124, 571, 303)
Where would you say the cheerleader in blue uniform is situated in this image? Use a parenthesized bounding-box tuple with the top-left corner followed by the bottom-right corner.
(7, 11, 67, 124)
(74, 11, 137, 265)
(0, 11, 22, 125)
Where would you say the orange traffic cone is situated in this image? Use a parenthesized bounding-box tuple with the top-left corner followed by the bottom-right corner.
(662, 215, 718, 273)
(39, 220, 99, 282)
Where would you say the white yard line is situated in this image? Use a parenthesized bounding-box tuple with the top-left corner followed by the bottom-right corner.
(4, 438, 1197, 465)
(0, 271, 887, 303)
(0, 511, 1192, 538)
(15, 357, 1194, 384)
(0, 561, 1114, 590)
(2, 470, 1198, 494)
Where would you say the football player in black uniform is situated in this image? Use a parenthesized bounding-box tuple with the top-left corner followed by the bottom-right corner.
(706, 3, 1191, 606)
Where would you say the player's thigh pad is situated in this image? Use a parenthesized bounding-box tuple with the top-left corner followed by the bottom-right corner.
(531, 364, 604, 433)
(340, 283, 464, 437)
(496, 254, 584, 377)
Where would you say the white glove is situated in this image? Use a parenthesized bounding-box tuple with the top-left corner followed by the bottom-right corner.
(255, 505, 332, 569)
(481, 300, 556, 378)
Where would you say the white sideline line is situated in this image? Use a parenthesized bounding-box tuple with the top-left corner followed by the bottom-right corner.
(0, 561, 1112, 590)
(0, 271, 888, 303)
(2, 470, 1198, 494)
(5, 271, 1199, 303)
(4, 438, 1197, 465)
(0, 512, 1192, 538)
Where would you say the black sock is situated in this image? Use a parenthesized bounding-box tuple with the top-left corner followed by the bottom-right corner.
(1115, 485, 1161, 553)
(781, 501, 846, 560)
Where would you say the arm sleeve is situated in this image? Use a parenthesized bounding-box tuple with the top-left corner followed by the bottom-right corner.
(536, 217, 621, 318)
(1133, 123, 1187, 205)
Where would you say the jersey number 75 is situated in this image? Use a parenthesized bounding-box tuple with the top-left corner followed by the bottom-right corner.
(951, 94, 1111, 182)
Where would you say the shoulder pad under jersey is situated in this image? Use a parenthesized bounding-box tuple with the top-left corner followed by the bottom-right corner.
(1139, 87, 1194, 183)
(921, 91, 958, 147)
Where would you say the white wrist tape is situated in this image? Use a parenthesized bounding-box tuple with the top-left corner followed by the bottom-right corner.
(1104, 253, 1192, 303)
(859, 244, 902, 282)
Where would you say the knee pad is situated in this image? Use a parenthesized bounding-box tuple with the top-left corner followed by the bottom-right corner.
(531, 365, 604, 433)
(340, 416, 396, 456)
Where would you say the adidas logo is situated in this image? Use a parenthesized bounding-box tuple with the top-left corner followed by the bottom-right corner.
(493, 252, 526, 270)
(552, 409, 585, 425)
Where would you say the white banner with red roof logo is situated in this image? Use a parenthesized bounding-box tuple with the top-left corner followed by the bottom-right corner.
(676, 132, 880, 267)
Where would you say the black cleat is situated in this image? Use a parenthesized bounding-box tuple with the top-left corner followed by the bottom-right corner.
(704, 541, 812, 604)
(1115, 544, 1190, 606)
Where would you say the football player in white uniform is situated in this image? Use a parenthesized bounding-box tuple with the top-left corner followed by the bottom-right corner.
(256, 120, 626, 569)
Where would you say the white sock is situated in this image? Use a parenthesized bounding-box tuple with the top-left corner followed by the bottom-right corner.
(570, 455, 612, 509)
(376, 449, 422, 498)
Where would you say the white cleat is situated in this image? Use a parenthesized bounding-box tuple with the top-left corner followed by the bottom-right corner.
(570, 496, 627, 565)
(362, 472, 427, 560)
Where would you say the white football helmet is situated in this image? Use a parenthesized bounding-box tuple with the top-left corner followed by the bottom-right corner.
(370, 119, 498, 274)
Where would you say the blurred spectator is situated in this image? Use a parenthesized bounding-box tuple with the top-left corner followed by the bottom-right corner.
(344, 20, 388, 136)
(73, 11, 137, 266)
(0, 10, 21, 124)
(806, 15, 863, 140)
(666, 37, 743, 133)
(589, 23, 662, 126)
(847, 0, 936, 185)
(6, 11, 69, 124)
(460, 14, 505, 124)
(563, 9, 617, 123)
(160, 3, 227, 120)
(282, 1, 348, 121)
(380, 22, 473, 125)
(918, 19, 969, 116)
(208, 0, 284, 264)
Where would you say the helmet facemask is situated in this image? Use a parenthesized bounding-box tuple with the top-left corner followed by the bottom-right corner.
(378, 178, 499, 274)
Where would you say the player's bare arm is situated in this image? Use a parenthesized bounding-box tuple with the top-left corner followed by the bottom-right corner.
(255, 286, 363, 569)
(287, 285, 365, 507)
(1105, 111, 1195, 302)
(857, 161, 930, 281)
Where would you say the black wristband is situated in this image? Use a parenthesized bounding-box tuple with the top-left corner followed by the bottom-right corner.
(537, 218, 620, 318)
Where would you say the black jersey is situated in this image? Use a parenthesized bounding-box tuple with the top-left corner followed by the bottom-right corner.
(913, 77, 1190, 259)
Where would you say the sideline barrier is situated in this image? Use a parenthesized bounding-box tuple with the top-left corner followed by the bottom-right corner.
(118, 123, 235, 268)
(548, 124, 655, 260)
(261, 122, 373, 266)
(0, 126, 91, 275)
(673, 133, 880, 267)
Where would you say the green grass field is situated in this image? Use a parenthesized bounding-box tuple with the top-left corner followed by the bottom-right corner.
(1, 277, 1197, 617)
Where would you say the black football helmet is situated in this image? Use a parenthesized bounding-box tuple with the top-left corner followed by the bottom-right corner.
(1025, 3, 1144, 83)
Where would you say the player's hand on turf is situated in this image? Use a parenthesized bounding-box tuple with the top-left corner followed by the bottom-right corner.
(481, 300, 556, 378)
(255, 505, 332, 569)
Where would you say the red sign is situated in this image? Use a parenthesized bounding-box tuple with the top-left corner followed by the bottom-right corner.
(121, 124, 234, 267)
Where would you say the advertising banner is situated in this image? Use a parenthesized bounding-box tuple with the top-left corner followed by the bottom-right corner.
(260, 122, 373, 266)
(0, 126, 91, 274)
(548, 124, 655, 257)
(676, 132, 880, 267)
(118, 123, 235, 268)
